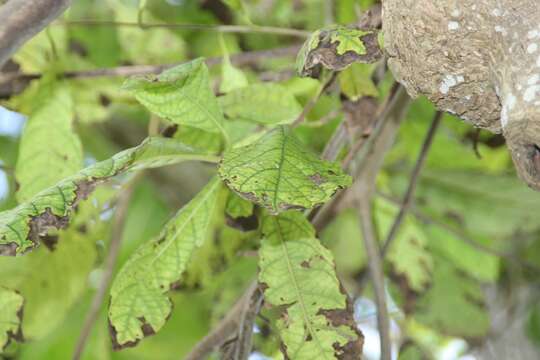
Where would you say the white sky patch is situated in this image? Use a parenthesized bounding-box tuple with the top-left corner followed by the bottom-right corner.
(448, 21, 460, 31)
(528, 43, 538, 54)
(451, 9, 460, 17)
(492, 8, 502, 16)
(537, 55, 540, 67)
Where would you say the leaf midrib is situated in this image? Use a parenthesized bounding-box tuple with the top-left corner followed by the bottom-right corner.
(274, 217, 330, 359)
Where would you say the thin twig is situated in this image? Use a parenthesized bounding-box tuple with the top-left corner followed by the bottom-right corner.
(0, 45, 301, 86)
(184, 281, 260, 360)
(355, 194, 392, 360)
(60, 20, 310, 38)
(72, 176, 140, 360)
(376, 191, 540, 272)
(292, 72, 337, 128)
(381, 111, 442, 256)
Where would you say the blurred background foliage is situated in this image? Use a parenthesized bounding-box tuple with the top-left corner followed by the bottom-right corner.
(0, 0, 539, 359)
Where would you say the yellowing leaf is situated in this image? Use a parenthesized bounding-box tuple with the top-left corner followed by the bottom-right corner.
(259, 212, 363, 359)
(15, 80, 83, 202)
(123, 59, 227, 134)
(108, 178, 222, 348)
(219, 126, 351, 214)
(219, 84, 302, 125)
(0, 137, 218, 255)
(0, 287, 23, 350)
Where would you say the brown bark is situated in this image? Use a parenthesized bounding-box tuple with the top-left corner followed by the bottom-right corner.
(382, 0, 540, 190)
(0, 0, 72, 68)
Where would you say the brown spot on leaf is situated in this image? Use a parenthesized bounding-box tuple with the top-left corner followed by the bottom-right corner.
(41, 234, 58, 251)
(28, 208, 69, 246)
(99, 94, 111, 107)
(318, 299, 364, 359)
(300, 28, 383, 78)
(225, 213, 259, 232)
(0, 242, 18, 256)
(161, 124, 178, 138)
(2, 291, 24, 350)
(309, 173, 324, 185)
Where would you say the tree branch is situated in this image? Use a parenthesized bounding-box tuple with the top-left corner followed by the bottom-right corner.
(381, 111, 442, 256)
(355, 192, 392, 360)
(0, 0, 72, 68)
(72, 177, 139, 360)
(61, 20, 310, 38)
(0, 45, 301, 94)
(184, 281, 261, 360)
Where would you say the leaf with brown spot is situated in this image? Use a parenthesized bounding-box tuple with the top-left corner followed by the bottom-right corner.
(108, 178, 222, 349)
(0, 287, 24, 350)
(258, 211, 363, 359)
(0, 137, 218, 255)
(219, 126, 351, 214)
(297, 25, 383, 78)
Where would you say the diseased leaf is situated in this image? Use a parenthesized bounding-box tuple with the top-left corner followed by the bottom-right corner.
(123, 58, 226, 134)
(259, 211, 363, 359)
(0, 137, 217, 255)
(0, 287, 23, 350)
(219, 126, 351, 214)
(15, 81, 83, 202)
(297, 26, 382, 77)
(219, 84, 302, 125)
(108, 178, 222, 349)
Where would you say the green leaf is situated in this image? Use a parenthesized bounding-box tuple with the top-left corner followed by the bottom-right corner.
(219, 126, 351, 214)
(259, 211, 363, 359)
(0, 287, 23, 350)
(330, 27, 372, 55)
(219, 84, 302, 125)
(225, 191, 254, 219)
(0, 228, 98, 339)
(297, 26, 382, 77)
(0, 137, 218, 255)
(416, 257, 489, 338)
(15, 81, 83, 202)
(123, 58, 226, 134)
(320, 209, 366, 275)
(339, 63, 379, 100)
(376, 199, 433, 292)
(108, 178, 222, 349)
(220, 58, 249, 94)
(426, 226, 499, 282)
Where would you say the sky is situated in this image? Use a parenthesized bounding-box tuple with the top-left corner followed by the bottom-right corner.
(0, 105, 25, 200)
